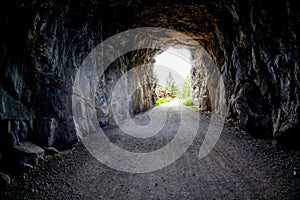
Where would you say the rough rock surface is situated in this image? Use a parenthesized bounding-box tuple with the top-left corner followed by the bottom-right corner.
(209, 0, 300, 139)
(95, 50, 156, 126)
(0, 0, 299, 167)
(0, 0, 156, 152)
(14, 141, 44, 166)
(137, 0, 300, 138)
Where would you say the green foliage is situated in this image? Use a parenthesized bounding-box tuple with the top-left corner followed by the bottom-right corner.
(154, 71, 162, 89)
(165, 72, 179, 96)
(181, 74, 191, 98)
(190, 105, 203, 111)
(183, 98, 194, 106)
(183, 97, 202, 111)
(156, 97, 173, 106)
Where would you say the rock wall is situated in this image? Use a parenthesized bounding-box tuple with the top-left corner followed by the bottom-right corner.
(0, 0, 155, 168)
(208, 0, 299, 138)
(137, 0, 299, 139)
(95, 51, 156, 126)
(148, 0, 299, 139)
(190, 49, 212, 111)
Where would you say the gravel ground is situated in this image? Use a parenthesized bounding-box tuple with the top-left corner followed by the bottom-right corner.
(1, 101, 300, 199)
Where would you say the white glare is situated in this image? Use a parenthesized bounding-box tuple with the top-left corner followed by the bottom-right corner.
(154, 48, 191, 90)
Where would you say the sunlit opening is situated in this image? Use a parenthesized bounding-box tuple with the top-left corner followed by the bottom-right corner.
(154, 48, 192, 104)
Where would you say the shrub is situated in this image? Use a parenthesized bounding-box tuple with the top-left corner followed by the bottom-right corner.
(183, 98, 194, 106)
(156, 97, 173, 106)
(183, 98, 202, 111)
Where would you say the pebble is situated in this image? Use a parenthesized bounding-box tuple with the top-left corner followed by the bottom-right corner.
(293, 167, 300, 177)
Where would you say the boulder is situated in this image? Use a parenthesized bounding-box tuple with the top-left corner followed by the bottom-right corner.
(14, 141, 45, 166)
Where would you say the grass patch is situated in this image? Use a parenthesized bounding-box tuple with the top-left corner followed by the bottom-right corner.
(183, 98, 194, 106)
(156, 97, 173, 106)
(189, 105, 203, 111)
(183, 97, 202, 111)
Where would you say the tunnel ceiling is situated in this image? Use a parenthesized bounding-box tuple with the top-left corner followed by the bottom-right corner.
(0, 0, 299, 154)
(135, 1, 223, 66)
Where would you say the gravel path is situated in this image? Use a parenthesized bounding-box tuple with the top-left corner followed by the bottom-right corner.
(1, 100, 300, 199)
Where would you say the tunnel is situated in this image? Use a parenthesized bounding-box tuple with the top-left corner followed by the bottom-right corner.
(0, 0, 299, 199)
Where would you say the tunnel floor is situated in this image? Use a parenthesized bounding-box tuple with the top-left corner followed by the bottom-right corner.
(1, 101, 300, 199)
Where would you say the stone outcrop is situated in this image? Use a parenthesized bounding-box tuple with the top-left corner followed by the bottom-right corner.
(1, 0, 156, 168)
(209, 0, 299, 139)
(0, 119, 45, 169)
(14, 141, 44, 166)
(0, 0, 299, 169)
(95, 50, 156, 126)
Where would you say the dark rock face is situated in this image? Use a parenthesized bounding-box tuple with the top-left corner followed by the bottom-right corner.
(209, 0, 299, 138)
(0, 0, 157, 167)
(0, 0, 299, 168)
(137, 0, 299, 138)
(95, 51, 156, 126)
(14, 141, 44, 166)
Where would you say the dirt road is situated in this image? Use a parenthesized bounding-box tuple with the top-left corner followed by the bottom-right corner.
(1, 100, 300, 199)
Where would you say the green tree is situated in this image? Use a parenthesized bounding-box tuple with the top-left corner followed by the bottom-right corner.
(154, 71, 162, 89)
(182, 74, 191, 97)
(165, 72, 179, 96)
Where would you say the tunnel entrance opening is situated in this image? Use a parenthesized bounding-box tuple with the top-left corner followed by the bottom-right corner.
(153, 48, 193, 106)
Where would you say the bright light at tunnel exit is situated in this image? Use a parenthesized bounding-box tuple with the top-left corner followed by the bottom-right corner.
(154, 48, 192, 91)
